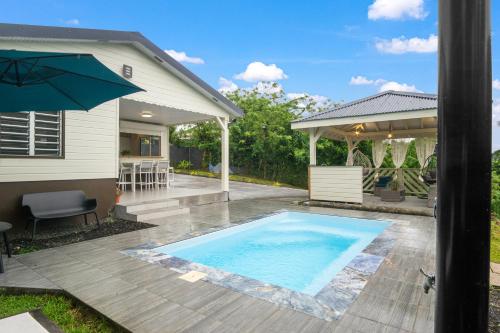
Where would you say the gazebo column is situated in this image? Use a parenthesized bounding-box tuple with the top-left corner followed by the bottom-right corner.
(309, 128, 325, 165)
(216, 117, 229, 192)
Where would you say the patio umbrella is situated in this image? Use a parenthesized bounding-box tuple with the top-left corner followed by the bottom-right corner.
(0, 49, 144, 112)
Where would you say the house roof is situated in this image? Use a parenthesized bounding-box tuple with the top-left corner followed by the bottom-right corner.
(294, 90, 437, 123)
(0, 22, 243, 118)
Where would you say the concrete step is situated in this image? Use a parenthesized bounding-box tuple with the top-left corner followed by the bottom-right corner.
(133, 206, 190, 222)
(124, 199, 180, 213)
(115, 204, 190, 222)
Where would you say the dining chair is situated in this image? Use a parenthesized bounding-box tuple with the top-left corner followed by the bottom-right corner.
(156, 160, 170, 188)
(117, 162, 133, 191)
(137, 160, 154, 191)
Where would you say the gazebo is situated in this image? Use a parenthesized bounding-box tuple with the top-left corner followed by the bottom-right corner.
(291, 90, 437, 204)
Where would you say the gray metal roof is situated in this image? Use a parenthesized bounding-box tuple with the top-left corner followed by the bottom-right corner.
(0, 23, 243, 117)
(295, 90, 437, 123)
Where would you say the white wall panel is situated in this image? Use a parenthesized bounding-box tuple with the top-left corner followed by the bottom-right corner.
(309, 166, 363, 203)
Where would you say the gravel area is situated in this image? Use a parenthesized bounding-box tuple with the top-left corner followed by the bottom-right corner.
(6, 218, 155, 255)
(491, 287, 500, 333)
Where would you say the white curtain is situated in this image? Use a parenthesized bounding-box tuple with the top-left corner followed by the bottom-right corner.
(391, 139, 410, 168)
(372, 140, 387, 169)
(415, 137, 436, 168)
(345, 137, 358, 166)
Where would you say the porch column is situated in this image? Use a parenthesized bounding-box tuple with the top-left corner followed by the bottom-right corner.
(309, 128, 325, 165)
(216, 117, 229, 192)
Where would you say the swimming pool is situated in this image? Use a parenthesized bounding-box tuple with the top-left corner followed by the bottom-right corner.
(154, 211, 390, 296)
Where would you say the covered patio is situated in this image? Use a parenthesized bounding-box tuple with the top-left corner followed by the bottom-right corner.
(118, 97, 235, 199)
(291, 91, 438, 211)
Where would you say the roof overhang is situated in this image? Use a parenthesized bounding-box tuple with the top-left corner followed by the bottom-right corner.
(0, 23, 243, 119)
(291, 109, 437, 129)
(292, 108, 438, 141)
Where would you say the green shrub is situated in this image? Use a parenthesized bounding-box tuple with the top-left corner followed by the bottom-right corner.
(176, 160, 193, 170)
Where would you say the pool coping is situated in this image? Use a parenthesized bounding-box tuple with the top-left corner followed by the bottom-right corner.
(121, 210, 396, 321)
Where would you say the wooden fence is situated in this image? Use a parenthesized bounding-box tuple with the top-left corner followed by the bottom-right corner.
(363, 168, 429, 196)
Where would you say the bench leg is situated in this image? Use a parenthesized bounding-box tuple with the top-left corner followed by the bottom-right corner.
(31, 219, 38, 241)
(93, 212, 100, 227)
(2, 232, 11, 258)
(84, 214, 88, 226)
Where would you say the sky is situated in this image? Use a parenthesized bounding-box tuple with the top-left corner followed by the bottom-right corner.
(1, 0, 499, 149)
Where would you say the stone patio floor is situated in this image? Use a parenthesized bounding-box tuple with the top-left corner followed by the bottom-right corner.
(0, 197, 436, 333)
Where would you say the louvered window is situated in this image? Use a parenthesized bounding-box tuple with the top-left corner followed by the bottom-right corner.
(0, 112, 63, 157)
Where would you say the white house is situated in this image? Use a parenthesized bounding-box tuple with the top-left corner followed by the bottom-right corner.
(0, 23, 242, 225)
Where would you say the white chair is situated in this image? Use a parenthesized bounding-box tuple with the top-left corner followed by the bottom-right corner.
(117, 163, 133, 191)
(156, 160, 170, 188)
(137, 160, 154, 191)
(168, 165, 175, 188)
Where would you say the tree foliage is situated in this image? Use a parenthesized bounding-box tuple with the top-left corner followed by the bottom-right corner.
(171, 82, 420, 187)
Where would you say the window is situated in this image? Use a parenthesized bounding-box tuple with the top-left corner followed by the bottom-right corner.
(0, 111, 63, 157)
(139, 135, 161, 157)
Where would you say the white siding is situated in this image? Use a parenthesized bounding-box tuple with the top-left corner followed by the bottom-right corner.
(0, 40, 230, 182)
(0, 40, 229, 119)
(0, 100, 118, 182)
(309, 166, 363, 203)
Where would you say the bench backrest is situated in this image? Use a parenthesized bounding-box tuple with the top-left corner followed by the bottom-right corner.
(22, 190, 87, 214)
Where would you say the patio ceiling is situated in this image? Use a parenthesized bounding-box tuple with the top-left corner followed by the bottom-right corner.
(119, 98, 216, 125)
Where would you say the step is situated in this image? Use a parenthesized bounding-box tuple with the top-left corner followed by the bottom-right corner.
(118, 206, 190, 222)
(124, 199, 180, 213)
(135, 206, 190, 222)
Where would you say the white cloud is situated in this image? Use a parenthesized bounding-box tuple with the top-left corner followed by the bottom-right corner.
(494, 101, 500, 118)
(218, 77, 238, 93)
(164, 50, 205, 64)
(376, 34, 438, 54)
(349, 75, 386, 86)
(379, 81, 422, 93)
(308, 94, 330, 107)
(368, 0, 427, 20)
(349, 76, 421, 93)
(64, 19, 80, 25)
(494, 79, 500, 90)
(349, 76, 387, 86)
(350, 76, 374, 85)
(287, 92, 331, 109)
(235, 62, 288, 82)
(287, 93, 307, 100)
(253, 81, 283, 95)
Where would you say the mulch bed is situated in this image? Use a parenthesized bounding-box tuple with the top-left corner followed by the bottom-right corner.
(490, 287, 500, 333)
(8, 218, 155, 255)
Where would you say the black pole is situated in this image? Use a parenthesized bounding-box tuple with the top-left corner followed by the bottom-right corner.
(436, 1, 492, 332)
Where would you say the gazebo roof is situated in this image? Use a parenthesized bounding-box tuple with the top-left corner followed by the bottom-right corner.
(291, 91, 438, 141)
(295, 91, 437, 123)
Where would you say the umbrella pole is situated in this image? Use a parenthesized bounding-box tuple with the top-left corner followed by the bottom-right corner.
(436, 0, 492, 332)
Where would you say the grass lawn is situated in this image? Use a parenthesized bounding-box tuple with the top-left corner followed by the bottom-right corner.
(175, 169, 305, 189)
(0, 291, 124, 333)
(492, 218, 500, 264)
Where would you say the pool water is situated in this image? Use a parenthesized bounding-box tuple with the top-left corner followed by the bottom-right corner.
(154, 211, 389, 295)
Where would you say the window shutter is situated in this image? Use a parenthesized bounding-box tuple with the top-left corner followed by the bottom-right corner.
(34, 112, 62, 156)
(0, 112, 30, 155)
(0, 111, 63, 157)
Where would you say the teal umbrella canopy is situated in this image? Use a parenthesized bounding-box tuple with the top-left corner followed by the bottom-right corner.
(0, 50, 144, 112)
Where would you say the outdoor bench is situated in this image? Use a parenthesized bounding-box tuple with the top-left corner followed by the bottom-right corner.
(22, 190, 100, 240)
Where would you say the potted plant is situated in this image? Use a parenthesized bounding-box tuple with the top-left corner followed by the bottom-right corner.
(115, 186, 123, 204)
(380, 179, 405, 202)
